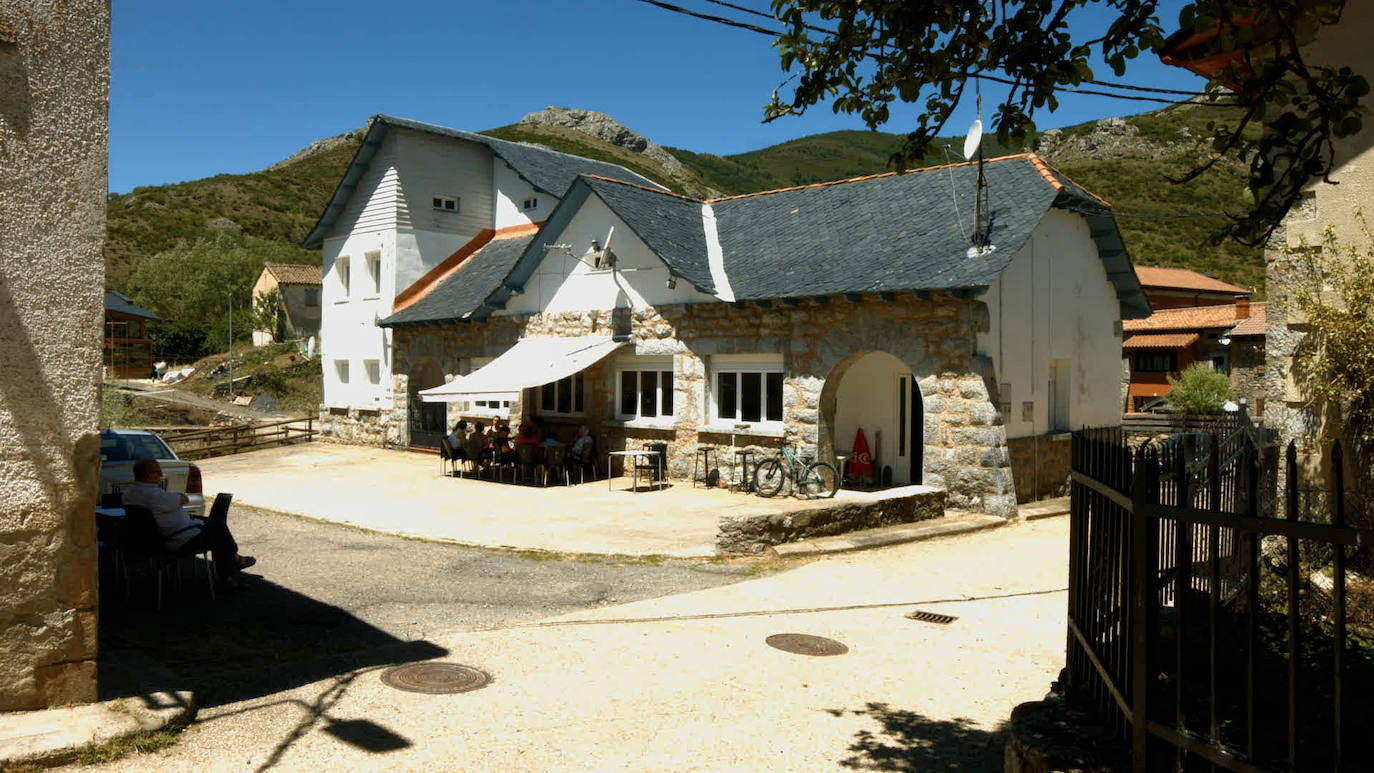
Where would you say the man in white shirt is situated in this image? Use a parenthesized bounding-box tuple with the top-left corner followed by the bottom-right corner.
(122, 458, 256, 588)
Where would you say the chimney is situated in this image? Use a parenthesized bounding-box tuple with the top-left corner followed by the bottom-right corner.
(1235, 295, 1250, 320)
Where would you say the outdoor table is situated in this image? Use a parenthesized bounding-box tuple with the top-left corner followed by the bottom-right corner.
(608, 449, 662, 492)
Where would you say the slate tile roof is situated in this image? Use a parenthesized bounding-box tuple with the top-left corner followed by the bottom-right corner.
(1123, 332, 1201, 349)
(381, 234, 535, 327)
(104, 290, 161, 321)
(383, 154, 1152, 326)
(263, 263, 322, 286)
(1135, 266, 1248, 295)
(303, 115, 665, 249)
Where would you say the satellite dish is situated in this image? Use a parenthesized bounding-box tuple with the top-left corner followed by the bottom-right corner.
(962, 119, 983, 161)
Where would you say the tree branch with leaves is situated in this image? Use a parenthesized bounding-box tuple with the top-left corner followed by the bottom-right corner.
(764, 0, 1367, 245)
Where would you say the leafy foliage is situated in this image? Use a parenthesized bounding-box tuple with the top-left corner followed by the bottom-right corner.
(1289, 224, 1374, 447)
(764, 0, 1366, 246)
(1166, 362, 1234, 414)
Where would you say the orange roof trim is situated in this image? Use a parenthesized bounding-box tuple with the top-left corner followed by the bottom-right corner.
(1123, 332, 1201, 349)
(1123, 303, 1250, 332)
(392, 221, 545, 313)
(1135, 266, 1248, 295)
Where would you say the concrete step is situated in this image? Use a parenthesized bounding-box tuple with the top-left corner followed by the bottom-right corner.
(1019, 496, 1070, 521)
(770, 513, 1008, 558)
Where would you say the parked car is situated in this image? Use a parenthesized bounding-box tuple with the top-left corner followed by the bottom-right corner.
(98, 428, 205, 517)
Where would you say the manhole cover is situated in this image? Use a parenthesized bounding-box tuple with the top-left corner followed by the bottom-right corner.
(765, 633, 849, 656)
(380, 663, 490, 694)
(905, 610, 958, 625)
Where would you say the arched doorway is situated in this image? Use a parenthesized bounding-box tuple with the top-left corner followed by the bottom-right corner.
(408, 357, 447, 449)
(830, 351, 923, 486)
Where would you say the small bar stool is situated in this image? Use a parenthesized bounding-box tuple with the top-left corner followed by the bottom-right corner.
(692, 446, 719, 488)
(732, 449, 756, 493)
(834, 453, 851, 487)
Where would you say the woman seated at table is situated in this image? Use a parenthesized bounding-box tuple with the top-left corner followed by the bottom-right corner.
(446, 420, 470, 463)
(493, 422, 517, 465)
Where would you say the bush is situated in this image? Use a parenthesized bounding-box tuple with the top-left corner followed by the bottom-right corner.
(1166, 362, 1234, 414)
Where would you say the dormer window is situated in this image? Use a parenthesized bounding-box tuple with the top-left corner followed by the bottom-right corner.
(522, 197, 538, 211)
(432, 195, 459, 213)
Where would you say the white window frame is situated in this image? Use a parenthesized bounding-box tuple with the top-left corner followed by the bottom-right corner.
(334, 255, 350, 299)
(432, 195, 460, 213)
(364, 251, 381, 297)
(615, 356, 675, 423)
(364, 359, 381, 386)
(537, 373, 585, 418)
(522, 197, 538, 211)
(334, 359, 350, 384)
(709, 355, 785, 431)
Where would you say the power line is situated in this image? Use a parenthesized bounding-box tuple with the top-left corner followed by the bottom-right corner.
(629, 0, 1234, 106)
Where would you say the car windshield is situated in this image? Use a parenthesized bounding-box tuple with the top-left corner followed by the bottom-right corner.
(100, 433, 174, 462)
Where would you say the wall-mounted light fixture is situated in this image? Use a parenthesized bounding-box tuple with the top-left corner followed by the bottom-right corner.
(665, 274, 677, 290)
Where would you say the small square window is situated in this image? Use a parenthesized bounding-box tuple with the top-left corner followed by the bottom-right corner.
(523, 197, 538, 211)
(365, 251, 381, 295)
(433, 195, 459, 213)
(364, 360, 381, 385)
(305, 288, 320, 307)
(335, 360, 349, 384)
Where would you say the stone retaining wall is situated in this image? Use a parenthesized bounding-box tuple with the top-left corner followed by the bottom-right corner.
(1007, 434, 1072, 503)
(716, 487, 946, 554)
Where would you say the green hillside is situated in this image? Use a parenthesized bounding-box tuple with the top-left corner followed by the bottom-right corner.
(104, 100, 1264, 328)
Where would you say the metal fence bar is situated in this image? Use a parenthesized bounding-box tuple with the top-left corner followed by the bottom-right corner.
(1285, 444, 1300, 773)
(1332, 441, 1346, 773)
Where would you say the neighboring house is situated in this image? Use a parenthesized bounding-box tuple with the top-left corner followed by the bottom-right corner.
(1122, 298, 1267, 413)
(302, 114, 664, 443)
(251, 262, 322, 346)
(1164, 2, 1374, 481)
(104, 290, 161, 378)
(0, 3, 109, 710)
(1135, 265, 1249, 310)
(373, 154, 1149, 513)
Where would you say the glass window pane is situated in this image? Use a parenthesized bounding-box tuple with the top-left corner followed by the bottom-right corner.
(741, 372, 762, 422)
(557, 375, 572, 414)
(640, 370, 658, 418)
(717, 372, 736, 420)
(765, 372, 783, 421)
(574, 374, 585, 413)
(541, 381, 556, 411)
(661, 370, 674, 416)
(620, 371, 637, 416)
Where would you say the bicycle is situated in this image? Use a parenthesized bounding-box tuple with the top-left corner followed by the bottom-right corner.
(752, 441, 840, 499)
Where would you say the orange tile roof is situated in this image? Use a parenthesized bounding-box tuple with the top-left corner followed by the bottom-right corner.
(263, 263, 322, 285)
(1228, 302, 1267, 336)
(1123, 303, 1248, 332)
(391, 222, 544, 313)
(1134, 266, 1248, 295)
(1123, 332, 1201, 349)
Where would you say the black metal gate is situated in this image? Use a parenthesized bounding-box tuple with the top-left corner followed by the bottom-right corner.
(1067, 417, 1372, 771)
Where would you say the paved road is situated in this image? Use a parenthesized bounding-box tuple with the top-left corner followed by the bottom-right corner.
(99, 506, 772, 709)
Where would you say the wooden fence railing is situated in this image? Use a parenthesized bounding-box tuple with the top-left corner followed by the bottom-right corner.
(138, 417, 315, 460)
(1122, 413, 1246, 436)
(1068, 422, 1373, 771)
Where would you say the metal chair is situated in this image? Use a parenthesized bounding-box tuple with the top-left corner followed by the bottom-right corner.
(120, 505, 216, 610)
(635, 442, 669, 488)
(514, 443, 539, 484)
(692, 446, 719, 488)
(438, 436, 457, 477)
(464, 436, 492, 479)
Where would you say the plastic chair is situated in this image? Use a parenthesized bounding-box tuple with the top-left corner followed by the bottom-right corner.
(570, 435, 599, 483)
(514, 443, 539, 484)
(120, 505, 216, 610)
(438, 436, 456, 477)
(635, 442, 668, 488)
(543, 444, 569, 487)
(464, 436, 492, 479)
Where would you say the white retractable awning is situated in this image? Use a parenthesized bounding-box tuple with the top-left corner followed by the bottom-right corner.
(419, 336, 625, 403)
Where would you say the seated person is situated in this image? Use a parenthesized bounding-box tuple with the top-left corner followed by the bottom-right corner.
(568, 425, 595, 467)
(493, 422, 517, 465)
(514, 423, 541, 449)
(121, 458, 256, 589)
(541, 429, 559, 447)
(446, 420, 469, 462)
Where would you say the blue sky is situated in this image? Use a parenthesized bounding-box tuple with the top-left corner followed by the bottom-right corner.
(110, 0, 1206, 194)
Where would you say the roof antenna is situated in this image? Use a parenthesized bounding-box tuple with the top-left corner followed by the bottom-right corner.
(963, 85, 995, 258)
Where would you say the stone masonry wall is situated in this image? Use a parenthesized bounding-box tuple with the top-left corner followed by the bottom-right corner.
(1007, 434, 1072, 503)
(0, 2, 110, 710)
(384, 292, 1017, 517)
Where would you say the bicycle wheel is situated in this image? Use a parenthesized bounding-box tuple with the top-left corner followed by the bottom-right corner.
(753, 458, 786, 497)
(799, 461, 839, 499)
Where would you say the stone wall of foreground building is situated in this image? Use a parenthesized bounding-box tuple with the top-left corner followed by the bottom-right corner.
(0, 1, 110, 710)
(379, 292, 1018, 518)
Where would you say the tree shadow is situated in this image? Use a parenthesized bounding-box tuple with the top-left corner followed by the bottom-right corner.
(828, 702, 1006, 772)
(98, 565, 447, 708)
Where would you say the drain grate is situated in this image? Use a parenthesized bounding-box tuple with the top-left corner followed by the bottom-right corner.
(905, 610, 958, 625)
(380, 663, 490, 694)
(765, 633, 849, 656)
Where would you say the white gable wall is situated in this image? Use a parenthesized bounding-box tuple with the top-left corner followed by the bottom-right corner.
(500, 194, 716, 316)
(321, 128, 503, 410)
(978, 208, 1123, 438)
(493, 161, 550, 229)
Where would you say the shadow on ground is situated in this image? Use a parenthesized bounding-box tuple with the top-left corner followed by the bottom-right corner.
(829, 702, 1006, 771)
(97, 561, 447, 708)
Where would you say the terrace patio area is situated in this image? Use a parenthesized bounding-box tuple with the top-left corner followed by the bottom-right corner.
(195, 443, 948, 557)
